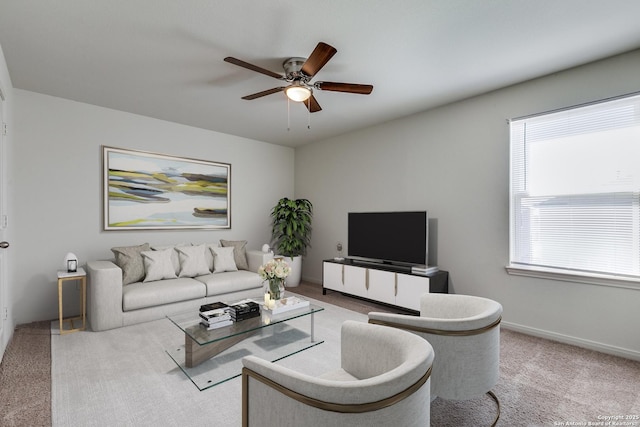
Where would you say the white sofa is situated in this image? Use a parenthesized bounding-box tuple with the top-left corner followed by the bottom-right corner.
(86, 241, 271, 331)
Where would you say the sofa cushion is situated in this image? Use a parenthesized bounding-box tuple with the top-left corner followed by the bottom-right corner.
(220, 239, 249, 270)
(141, 249, 178, 282)
(111, 243, 151, 285)
(176, 244, 210, 277)
(195, 270, 262, 296)
(210, 246, 238, 273)
(122, 277, 206, 311)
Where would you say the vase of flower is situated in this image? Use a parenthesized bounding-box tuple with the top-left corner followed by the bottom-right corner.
(258, 258, 291, 302)
(268, 278, 285, 300)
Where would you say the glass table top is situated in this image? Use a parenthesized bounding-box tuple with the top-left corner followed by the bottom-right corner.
(166, 297, 324, 391)
(167, 299, 324, 346)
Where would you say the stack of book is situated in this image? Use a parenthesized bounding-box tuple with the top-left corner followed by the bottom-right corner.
(228, 300, 260, 322)
(200, 301, 229, 313)
(199, 302, 233, 330)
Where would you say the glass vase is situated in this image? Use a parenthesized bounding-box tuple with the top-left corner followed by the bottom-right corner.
(268, 278, 285, 300)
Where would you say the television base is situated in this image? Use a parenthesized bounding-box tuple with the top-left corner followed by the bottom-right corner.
(348, 258, 413, 274)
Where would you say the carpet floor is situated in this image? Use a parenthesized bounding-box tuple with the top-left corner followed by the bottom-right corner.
(1, 282, 639, 426)
(0, 320, 51, 427)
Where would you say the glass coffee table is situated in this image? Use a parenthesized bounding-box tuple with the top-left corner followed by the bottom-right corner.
(166, 298, 324, 390)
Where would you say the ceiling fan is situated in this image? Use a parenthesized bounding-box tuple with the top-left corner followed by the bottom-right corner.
(224, 42, 373, 113)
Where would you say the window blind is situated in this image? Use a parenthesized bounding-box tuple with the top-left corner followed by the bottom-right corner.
(509, 93, 640, 279)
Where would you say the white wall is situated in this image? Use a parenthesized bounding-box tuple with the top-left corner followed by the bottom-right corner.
(295, 49, 640, 360)
(11, 90, 294, 325)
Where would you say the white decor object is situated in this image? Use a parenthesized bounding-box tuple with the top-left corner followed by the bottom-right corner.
(262, 296, 310, 315)
(261, 244, 271, 253)
(64, 252, 78, 272)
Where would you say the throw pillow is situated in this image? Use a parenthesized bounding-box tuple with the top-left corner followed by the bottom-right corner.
(151, 243, 190, 275)
(210, 246, 238, 273)
(176, 244, 210, 278)
(111, 243, 151, 285)
(141, 249, 178, 282)
(204, 243, 219, 272)
(220, 239, 249, 270)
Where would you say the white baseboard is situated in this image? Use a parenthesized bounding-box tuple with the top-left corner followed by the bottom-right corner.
(502, 321, 640, 362)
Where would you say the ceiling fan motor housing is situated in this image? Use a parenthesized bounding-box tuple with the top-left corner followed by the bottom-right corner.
(283, 57, 310, 83)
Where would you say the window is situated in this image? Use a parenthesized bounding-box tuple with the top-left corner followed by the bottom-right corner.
(508, 93, 640, 285)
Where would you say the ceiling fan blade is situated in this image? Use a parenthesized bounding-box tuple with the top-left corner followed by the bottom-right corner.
(304, 95, 322, 113)
(241, 87, 286, 100)
(301, 42, 337, 77)
(315, 81, 373, 95)
(224, 57, 283, 80)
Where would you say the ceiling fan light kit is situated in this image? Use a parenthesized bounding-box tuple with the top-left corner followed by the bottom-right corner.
(285, 83, 312, 102)
(224, 42, 373, 118)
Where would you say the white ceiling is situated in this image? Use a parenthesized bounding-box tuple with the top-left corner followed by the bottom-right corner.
(2, 1, 640, 147)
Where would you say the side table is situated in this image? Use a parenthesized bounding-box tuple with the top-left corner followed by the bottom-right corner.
(57, 267, 86, 334)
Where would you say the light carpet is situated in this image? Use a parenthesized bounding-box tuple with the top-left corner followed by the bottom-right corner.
(52, 297, 367, 426)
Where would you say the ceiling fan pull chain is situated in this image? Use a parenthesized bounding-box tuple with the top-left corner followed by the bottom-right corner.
(307, 98, 311, 129)
(287, 98, 291, 131)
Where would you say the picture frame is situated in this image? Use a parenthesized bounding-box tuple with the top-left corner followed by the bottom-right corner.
(103, 146, 231, 230)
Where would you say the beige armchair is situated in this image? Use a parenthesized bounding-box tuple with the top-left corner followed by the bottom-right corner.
(241, 320, 434, 427)
(368, 293, 503, 426)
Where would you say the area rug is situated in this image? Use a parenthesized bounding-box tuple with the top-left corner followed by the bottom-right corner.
(51, 295, 640, 426)
(51, 297, 369, 426)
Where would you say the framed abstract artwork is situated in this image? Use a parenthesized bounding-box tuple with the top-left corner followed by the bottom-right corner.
(103, 146, 231, 230)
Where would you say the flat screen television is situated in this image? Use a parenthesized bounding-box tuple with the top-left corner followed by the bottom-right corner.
(348, 211, 428, 266)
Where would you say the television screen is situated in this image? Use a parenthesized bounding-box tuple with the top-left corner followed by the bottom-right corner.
(348, 211, 428, 266)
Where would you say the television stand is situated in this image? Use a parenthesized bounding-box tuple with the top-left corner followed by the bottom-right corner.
(322, 258, 448, 312)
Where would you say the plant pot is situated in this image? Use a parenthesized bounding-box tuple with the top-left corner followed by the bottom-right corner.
(283, 255, 302, 287)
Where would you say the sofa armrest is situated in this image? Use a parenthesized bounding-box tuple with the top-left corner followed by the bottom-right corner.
(243, 355, 382, 405)
(86, 260, 124, 331)
(247, 250, 273, 273)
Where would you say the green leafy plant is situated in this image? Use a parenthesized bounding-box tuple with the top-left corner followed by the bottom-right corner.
(270, 197, 313, 258)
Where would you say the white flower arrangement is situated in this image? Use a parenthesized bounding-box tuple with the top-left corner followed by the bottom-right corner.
(258, 258, 291, 281)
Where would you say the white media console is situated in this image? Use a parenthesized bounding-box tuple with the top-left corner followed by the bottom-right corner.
(322, 259, 448, 312)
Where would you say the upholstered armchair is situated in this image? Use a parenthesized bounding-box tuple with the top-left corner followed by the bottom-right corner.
(241, 320, 434, 427)
(368, 293, 503, 426)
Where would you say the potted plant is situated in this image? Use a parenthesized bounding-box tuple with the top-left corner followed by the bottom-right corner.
(270, 197, 313, 286)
